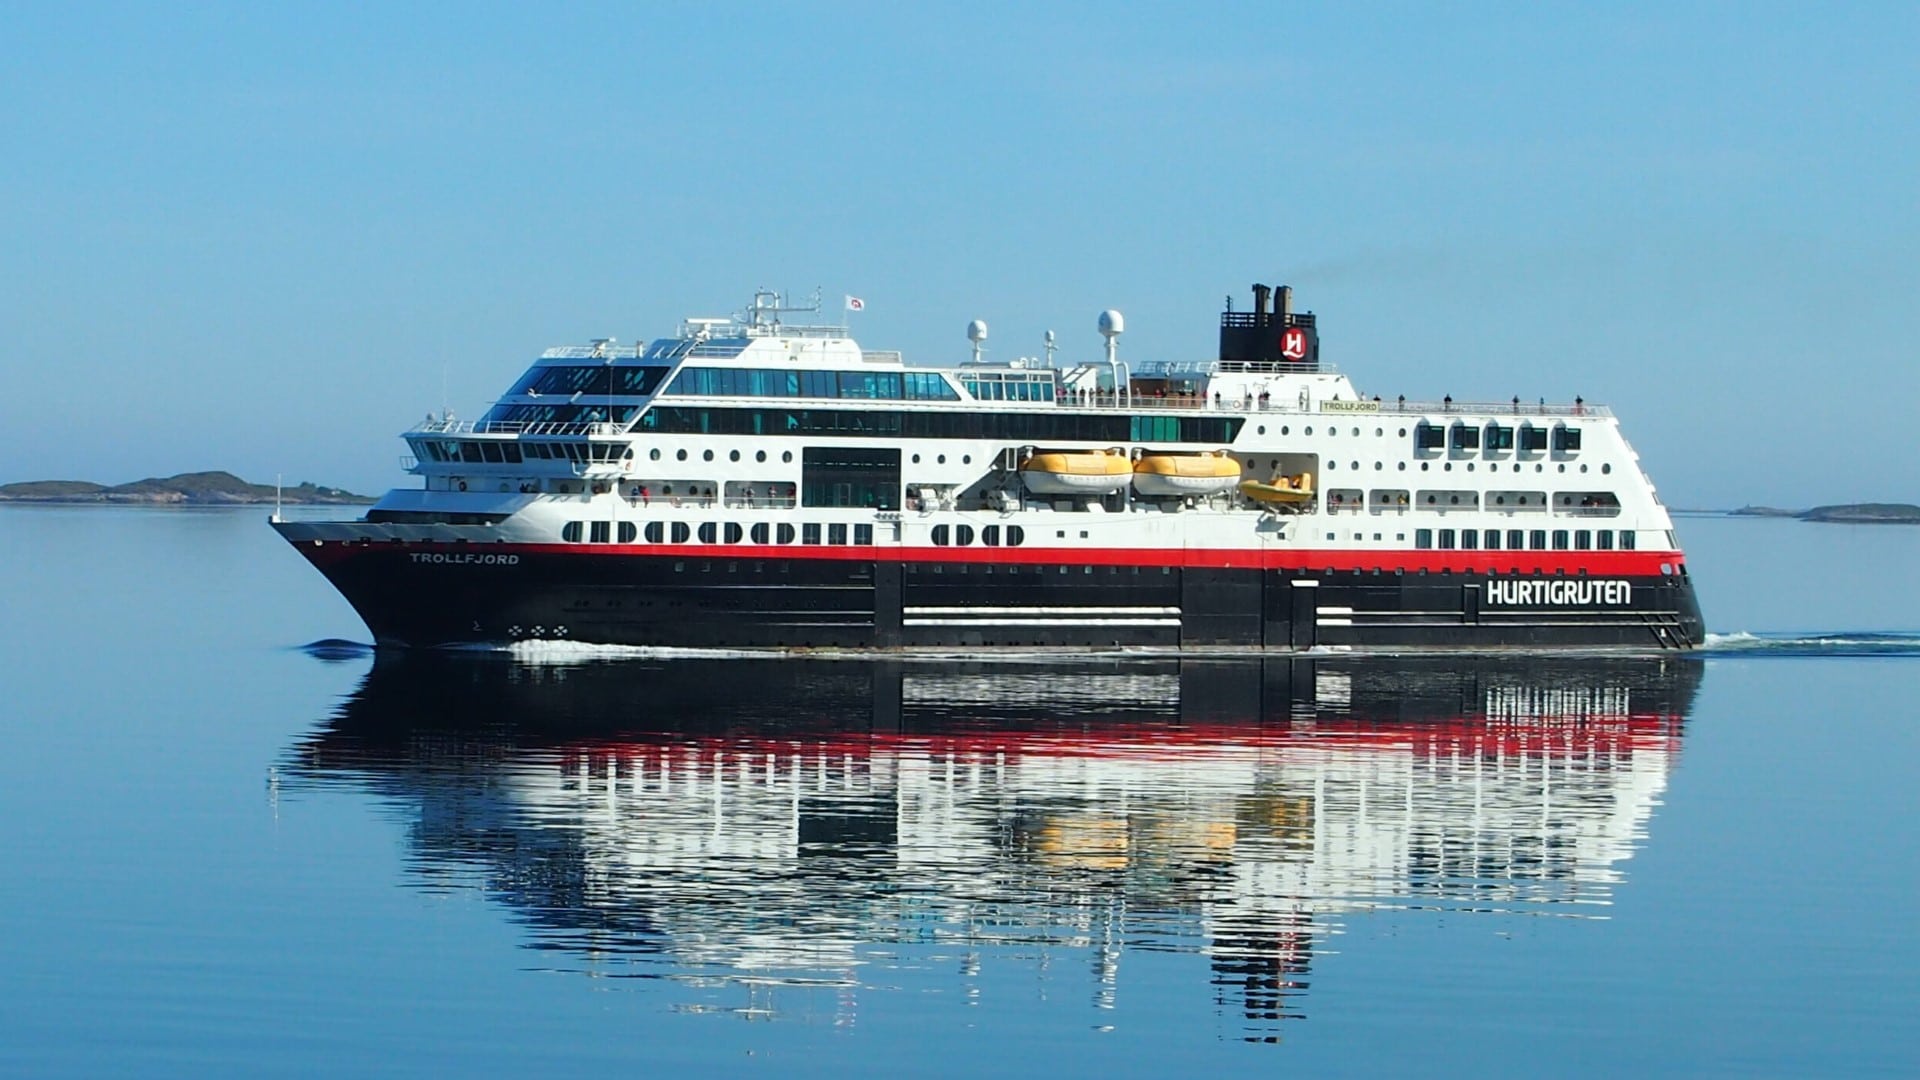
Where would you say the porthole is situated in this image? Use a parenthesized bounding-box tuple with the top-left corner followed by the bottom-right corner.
(1328, 461, 1336, 470)
(1398, 462, 1407, 471)
(729, 450, 741, 462)
(1558, 464, 1567, 472)
(1282, 426, 1290, 435)
(1376, 428, 1384, 437)
(1443, 463, 1452, 471)
(1580, 464, 1589, 473)
(937, 454, 947, 464)
(962, 455, 971, 465)
(782, 451, 793, 463)
(1419, 462, 1428, 471)
(1305, 426, 1313, 435)
(912, 453, 921, 463)
(1467, 463, 1475, 472)
(1602, 464, 1612, 474)
(1535, 464, 1543, 472)
(1398, 428, 1407, 437)
(1330, 428, 1338, 438)
(1258, 425, 1267, 435)
(1352, 427, 1360, 436)
(1375, 462, 1383, 470)
(755, 450, 766, 463)
(1351, 461, 1359, 470)
(649, 448, 662, 461)
(676, 449, 688, 461)
(703, 449, 715, 462)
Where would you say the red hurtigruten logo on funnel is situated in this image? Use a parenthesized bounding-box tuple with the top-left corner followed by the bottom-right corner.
(1281, 328, 1308, 360)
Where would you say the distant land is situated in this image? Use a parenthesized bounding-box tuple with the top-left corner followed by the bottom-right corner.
(1725, 503, 1920, 525)
(0, 471, 373, 505)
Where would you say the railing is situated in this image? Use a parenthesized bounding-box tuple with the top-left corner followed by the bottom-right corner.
(410, 418, 627, 437)
(1049, 391, 1611, 418)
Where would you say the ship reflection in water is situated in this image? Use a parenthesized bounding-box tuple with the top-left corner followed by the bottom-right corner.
(285, 653, 1700, 1039)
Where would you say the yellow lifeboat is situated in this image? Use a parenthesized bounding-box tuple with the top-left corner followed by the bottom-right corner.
(1020, 451, 1133, 495)
(1238, 472, 1316, 506)
(1132, 452, 1242, 497)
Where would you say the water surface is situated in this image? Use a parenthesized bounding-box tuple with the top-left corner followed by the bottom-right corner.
(0, 508, 1914, 1076)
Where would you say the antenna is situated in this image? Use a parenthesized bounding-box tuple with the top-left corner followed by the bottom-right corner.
(1099, 310, 1125, 406)
(1044, 329, 1057, 368)
(967, 319, 988, 365)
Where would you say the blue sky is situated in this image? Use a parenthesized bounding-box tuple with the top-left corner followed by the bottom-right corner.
(3, 2, 1915, 506)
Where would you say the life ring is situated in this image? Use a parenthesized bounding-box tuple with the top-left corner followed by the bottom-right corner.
(457, 480, 467, 492)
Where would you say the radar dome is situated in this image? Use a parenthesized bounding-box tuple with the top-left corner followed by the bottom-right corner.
(1098, 310, 1124, 338)
(967, 319, 989, 342)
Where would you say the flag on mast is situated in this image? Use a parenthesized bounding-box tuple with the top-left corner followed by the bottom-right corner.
(844, 295, 865, 312)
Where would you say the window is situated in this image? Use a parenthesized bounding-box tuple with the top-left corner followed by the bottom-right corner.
(983, 525, 1001, 546)
(1485, 424, 1514, 451)
(644, 521, 664, 543)
(1552, 529, 1570, 550)
(1415, 423, 1445, 451)
(590, 521, 611, 543)
(1485, 530, 1502, 550)
(1461, 529, 1479, 550)
(955, 524, 975, 546)
(1519, 425, 1548, 452)
(1449, 423, 1480, 451)
(1597, 530, 1614, 550)
(776, 523, 796, 544)
(698, 522, 718, 544)
(802, 523, 822, 545)
(1006, 526, 1025, 546)
(802, 446, 901, 510)
(1529, 529, 1547, 550)
(1415, 529, 1433, 549)
(853, 524, 873, 545)
(562, 521, 584, 543)
(1438, 529, 1456, 549)
(1553, 425, 1582, 452)
(932, 524, 950, 546)
(828, 523, 849, 545)
(671, 522, 691, 543)
(1620, 530, 1636, 550)
(751, 522, 770, 544)
(617, 522, 637, 543)
(1507, 529, 1524, 550)
(723, 522, 744, 543)
(1575, 529, 1592, 550)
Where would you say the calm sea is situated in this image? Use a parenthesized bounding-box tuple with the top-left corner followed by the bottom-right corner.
(1, 507, 1915, 1077)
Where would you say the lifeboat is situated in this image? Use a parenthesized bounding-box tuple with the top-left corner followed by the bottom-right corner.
(1020, 452, 1133, 495)
(1132, 452, 1242, 497)
(1238, 472, 1315, 506)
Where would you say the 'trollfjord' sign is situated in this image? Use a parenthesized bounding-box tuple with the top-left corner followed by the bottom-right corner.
(1484, 579, 1631, 606)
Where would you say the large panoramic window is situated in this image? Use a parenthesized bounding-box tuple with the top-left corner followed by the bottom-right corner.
(802, 446, 901, 511)
(668, 367, 961, 401)
(640, 406, 1243, 444)
(510, 365, 670, 397)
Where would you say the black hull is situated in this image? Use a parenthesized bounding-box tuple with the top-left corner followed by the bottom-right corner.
(287, 540, 1705, 652)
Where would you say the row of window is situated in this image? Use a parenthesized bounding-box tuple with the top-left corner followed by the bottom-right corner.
(1327, 488, 1620, 512)
(562, 520, 879, 546)
(1413, 528, 1636, 551)
(669, 367, 962, 401)
(1415, 422, 1581, 453)
(638, 406, 1245, 444)
(418, 440, 630, 465)
(929, 524, 1027, 547)
(510, 364, 671, 397)
(958, 372, 1057, 401)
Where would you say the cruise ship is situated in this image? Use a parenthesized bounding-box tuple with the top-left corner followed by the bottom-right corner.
(273, 285, 1704, 650)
